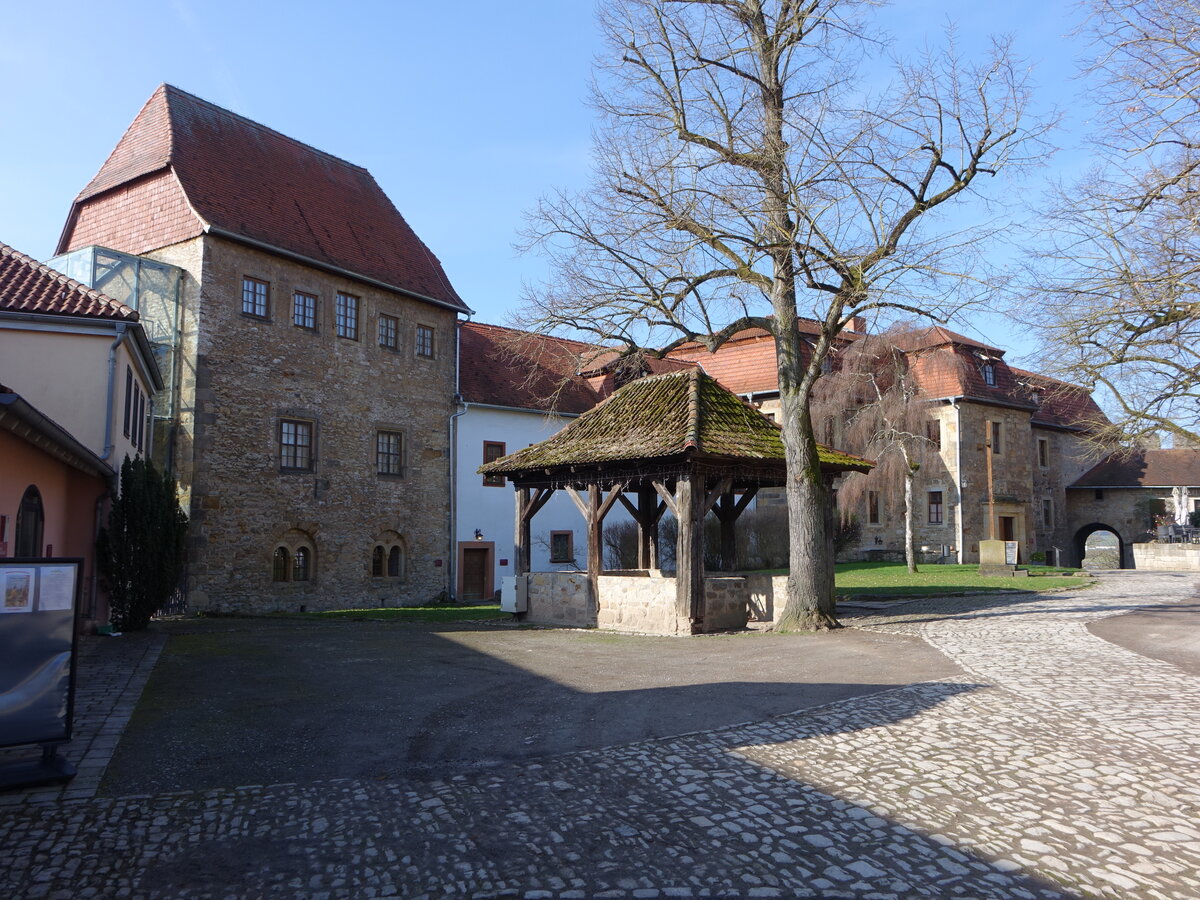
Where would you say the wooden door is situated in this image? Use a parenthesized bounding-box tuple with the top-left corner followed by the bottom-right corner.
(461, 547, 490, 601)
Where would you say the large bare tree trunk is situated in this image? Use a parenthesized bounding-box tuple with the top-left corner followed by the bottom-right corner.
(902, 446, 918, 574)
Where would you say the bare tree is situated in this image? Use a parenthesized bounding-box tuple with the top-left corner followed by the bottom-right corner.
(519, 0, 1048, 629)
(813, 327, 940, 573)
(1025, 0, 1200, 449)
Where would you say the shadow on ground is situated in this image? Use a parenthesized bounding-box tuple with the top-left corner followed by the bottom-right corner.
(103, 617, 962, 794)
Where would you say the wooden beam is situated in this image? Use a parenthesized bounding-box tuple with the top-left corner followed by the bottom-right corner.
(652, 480, 678, 518)
(618, 493, 640, 521)
(588, 484, 603, 613)
(521, 486, 556, 524)
(514, 488, 531, 576)
(675, 474, 705, 628)
(566, 488, 591, 522)
(597, 482, 626, 522)
(701, 476, 733, 517)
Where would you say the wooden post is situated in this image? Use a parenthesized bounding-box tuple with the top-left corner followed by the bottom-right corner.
(514, 487, 531, 576)
(588, 484, 602, 613)
(675, 473, 705, 628)
(636, 487, 654, 568)
(718, 490, 736, 571)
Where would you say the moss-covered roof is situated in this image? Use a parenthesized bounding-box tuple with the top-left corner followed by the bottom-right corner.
(478, 369, 873, 475)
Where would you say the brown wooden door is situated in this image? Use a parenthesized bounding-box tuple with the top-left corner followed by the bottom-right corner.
(999, 516, 1016, 542)
(461, 547, 490, 601)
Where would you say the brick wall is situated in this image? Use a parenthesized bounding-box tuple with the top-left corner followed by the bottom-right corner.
(63, 171, 202, 257)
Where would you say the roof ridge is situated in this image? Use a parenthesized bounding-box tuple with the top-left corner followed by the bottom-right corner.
(463, 320, 599, 352)
(0, 241, 138, 320)
(161, 84, 369, 174)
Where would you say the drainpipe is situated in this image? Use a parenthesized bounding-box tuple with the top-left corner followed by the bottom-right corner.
(447, 319, 470, 601)
(101, 323, 129, 463)
(953, 399, 964, 563)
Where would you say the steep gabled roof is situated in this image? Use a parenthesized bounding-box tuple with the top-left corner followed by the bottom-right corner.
(61, 84, 468, 313)
(479, 369, 873, 475)
(1010, 368, 1108, 432)
(0, 241, 138, 321)
(1070, 449, 1200, 488)
(459, 322, 600, 414)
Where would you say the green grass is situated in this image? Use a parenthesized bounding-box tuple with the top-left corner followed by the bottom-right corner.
(833, 561, 1088, 598)
(293, 604, 507, 623)
(752, 561, 1089, 599)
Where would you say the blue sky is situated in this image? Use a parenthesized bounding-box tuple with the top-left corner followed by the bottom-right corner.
(0, 0, 1095, 364)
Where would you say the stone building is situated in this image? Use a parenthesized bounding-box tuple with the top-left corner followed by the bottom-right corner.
(53, 85, 470, 612)
(1066, 449, 1200, 568)
(671, 324, 1107, 565)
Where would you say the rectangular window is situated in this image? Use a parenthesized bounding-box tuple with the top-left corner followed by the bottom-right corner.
(926, 419, 941, 449)
(378, 314, 399, 350)
(928, 491, 944, 525)
(1042, 498, 1053, 527)
(135, 387, 145, 453)
(867, 490, 880, 525)
(1094, 489, 1104, 501)
(416, 324, 435, 358)
(335, 292, 359, 340)
(482, 441, 506, 486)
(982, 363, 996, 387)
(280, 419, 313, 470)
(376, 430, 404, 476)
(1038, 437, 1049, 468)
(242, 276, 269, 318)
(123, 366, 133, 437)
(989, 421, 1003, 455)
(293, 291, 317, 330)
(550, 531, 574, 563)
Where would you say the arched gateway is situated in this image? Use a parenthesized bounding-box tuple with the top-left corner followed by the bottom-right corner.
(1072, 522, 1126, 569)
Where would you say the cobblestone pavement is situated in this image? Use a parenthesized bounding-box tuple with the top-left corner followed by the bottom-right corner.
(1, 571, 1198, 899)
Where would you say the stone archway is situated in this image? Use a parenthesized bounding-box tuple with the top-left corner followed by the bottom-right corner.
(1072, 523, 1126, 570)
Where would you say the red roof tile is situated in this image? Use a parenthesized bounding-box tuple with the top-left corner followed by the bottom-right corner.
(1071, 449, 1200, 488)
(458, 322, 601, 414)
(0, 241, 138, 321)
(60, 85, 467, 312)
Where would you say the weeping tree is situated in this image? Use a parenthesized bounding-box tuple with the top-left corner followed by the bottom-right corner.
(519, 0, 1049, 629)
(97, 456, 188, 631)
(1025, 0, 1200, 449)
(813, 327, 943, 573)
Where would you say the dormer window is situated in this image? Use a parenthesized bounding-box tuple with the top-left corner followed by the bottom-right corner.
(982, 363, 996, 387)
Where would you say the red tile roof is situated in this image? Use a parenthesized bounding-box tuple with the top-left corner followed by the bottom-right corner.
(458, 322, 601, 414)
(0, 241, 138, 321)
(60, 84, 467, 313)
(1071, 449, 1200, 488)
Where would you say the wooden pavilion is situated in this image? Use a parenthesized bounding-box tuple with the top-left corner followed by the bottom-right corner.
(479, 369, 872, 634)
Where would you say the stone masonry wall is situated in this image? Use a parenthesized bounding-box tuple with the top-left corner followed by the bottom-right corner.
(525, 572, 595, 628)
(1132, 543, 1200, 571)
(154, 235, 458, 612)
(596, 573, 683, 634)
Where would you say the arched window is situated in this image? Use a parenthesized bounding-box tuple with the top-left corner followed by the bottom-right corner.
(15, 485, 44, 558)
(372, 545, 385, 577)
(388, 545, 402, 577)
(293, 547, 311, 581)
(272, 547, 290, 582)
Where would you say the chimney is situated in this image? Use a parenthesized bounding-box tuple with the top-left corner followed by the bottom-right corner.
(850, 316, 867, 334)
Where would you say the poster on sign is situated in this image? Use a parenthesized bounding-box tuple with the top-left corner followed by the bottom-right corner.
(0, 558, 81, 788)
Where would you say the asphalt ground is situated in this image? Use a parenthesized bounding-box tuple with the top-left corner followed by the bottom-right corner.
(101, 616, 960, 795)
(1088, 598, 1200, 675)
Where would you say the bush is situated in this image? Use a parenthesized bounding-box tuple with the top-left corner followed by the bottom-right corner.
(1191, 510, 1200, 528)
(97, 456, 188, 631)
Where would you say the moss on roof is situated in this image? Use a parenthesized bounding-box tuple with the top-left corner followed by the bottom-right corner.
(478, 369, 873, 475)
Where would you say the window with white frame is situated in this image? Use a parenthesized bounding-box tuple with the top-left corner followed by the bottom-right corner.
(242, 276, 269, 318)
(293, 291, 317, 330)
(376, 430, 404, 476)
(280, 419, 313, 470)
(378, 314, 398, 349)
(416, 324, 435, 358)
(335, 292, 359, 340)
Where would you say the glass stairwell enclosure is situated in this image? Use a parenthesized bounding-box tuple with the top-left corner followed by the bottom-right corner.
(49, 246, 183, 472)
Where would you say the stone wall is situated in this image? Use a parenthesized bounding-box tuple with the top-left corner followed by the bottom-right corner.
(1132, 543, 1200, 571)
(525, 571, 595, 628)
(148, 236, 458, 612)
(596, 572, 685, 634)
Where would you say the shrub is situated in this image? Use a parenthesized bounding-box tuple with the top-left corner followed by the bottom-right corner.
(97, 456, 188, 631)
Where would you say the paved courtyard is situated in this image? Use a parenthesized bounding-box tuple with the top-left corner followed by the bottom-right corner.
(1, 570, 1198, 898)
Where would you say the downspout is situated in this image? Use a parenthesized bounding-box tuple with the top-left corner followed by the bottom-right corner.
(101, 323, 130, 462)
(448, 319, 470, 601)
(953, 399, 964, 563)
